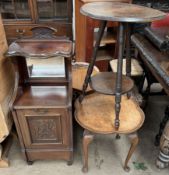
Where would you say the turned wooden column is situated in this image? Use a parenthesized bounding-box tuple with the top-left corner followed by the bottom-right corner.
(156, 121, 169, 169)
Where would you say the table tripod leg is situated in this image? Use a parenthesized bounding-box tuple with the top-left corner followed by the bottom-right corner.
(126, 23, 131, 78)
(115, 22, 125, 129)
(79, 20, 107, 103)
(125, 23, 132, 99)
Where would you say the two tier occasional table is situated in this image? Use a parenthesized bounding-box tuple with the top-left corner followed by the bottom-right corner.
(75, 2, 166, 172)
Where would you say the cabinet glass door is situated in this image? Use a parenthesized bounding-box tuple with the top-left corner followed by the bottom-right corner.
(36, 0, 68, 20)
(0, 0, 31, 20)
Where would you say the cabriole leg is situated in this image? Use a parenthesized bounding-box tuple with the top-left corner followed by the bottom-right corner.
(124, 132, 139, 172)
(82, 130, 94, 173)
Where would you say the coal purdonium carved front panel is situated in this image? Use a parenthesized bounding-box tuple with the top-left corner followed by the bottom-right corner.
(27, 116, 62, 144)
(16, 109, 70, 149)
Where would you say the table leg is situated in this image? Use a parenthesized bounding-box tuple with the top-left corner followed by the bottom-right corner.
(82, 130, 94, 173)
(126, 23, 131, 78)
(79, 20, 107, 102)
(125, 23, 132, 98)
(124, 132, 139, 172)
(115, 22, 125, 129)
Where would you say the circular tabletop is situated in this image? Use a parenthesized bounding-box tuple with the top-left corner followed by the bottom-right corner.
(80, 2, 166, 23)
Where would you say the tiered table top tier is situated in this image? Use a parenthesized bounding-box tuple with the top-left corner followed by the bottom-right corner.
(80, 2, 166, 22)
(90, 72, 134, 95)
(75, 93, 145, 134)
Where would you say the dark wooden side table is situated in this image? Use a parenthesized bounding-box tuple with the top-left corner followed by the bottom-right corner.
(79, 2, 165, 129)
(6, 27, 73, 165)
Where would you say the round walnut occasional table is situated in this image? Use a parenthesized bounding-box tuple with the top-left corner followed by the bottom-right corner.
(75, 2, 166, 173)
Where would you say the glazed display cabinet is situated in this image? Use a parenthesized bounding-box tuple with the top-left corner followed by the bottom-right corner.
(0, 0, 72, 43)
